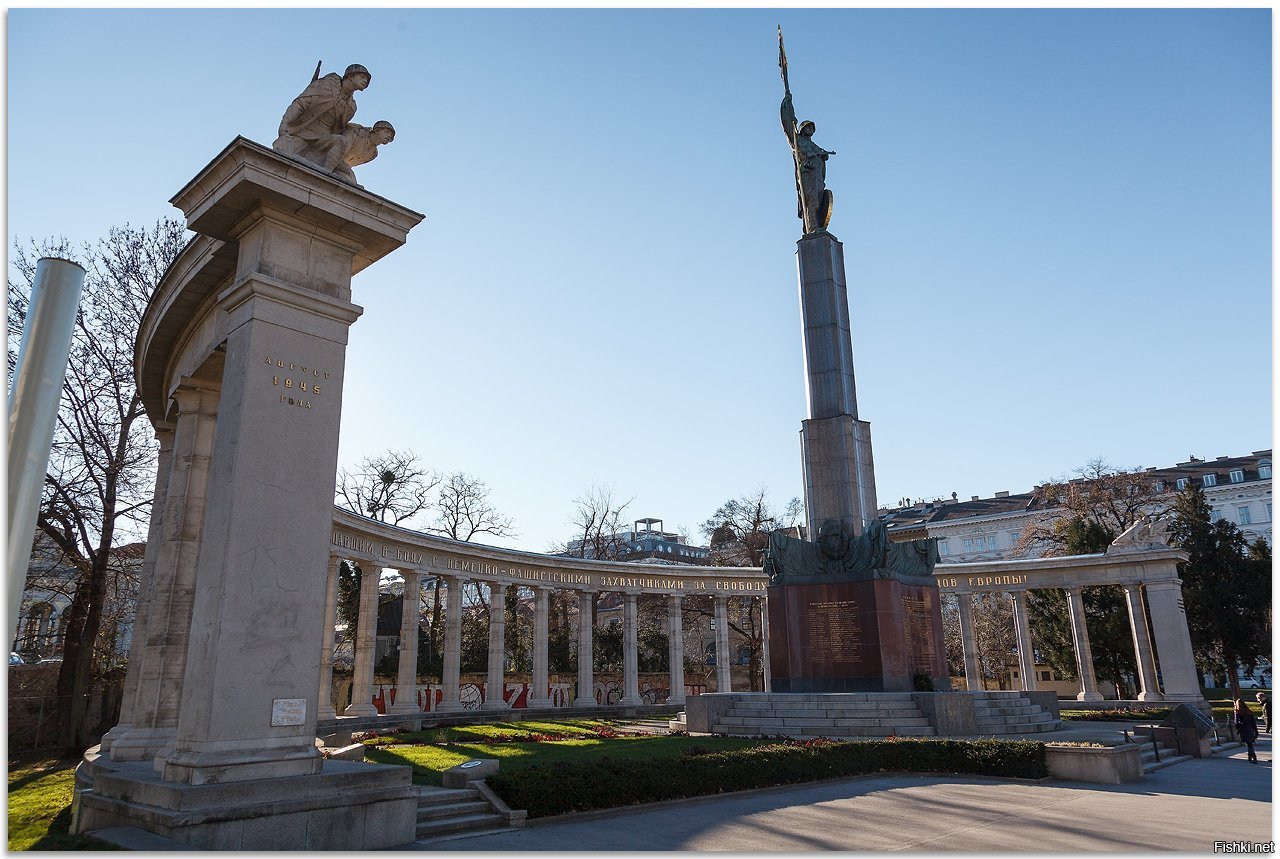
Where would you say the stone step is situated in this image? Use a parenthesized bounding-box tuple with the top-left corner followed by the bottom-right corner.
(729, 701, 921, 712)
(710, 724, 936, 738)
(973, 703, 1039, 715)
(716, 716, 933, 729)
(722, 708, 928, 720)
(974, 721, 1059, 734)
(416, 812, 507, 839)
(976, 713, 1055, 726)
(417, 786, 482, 806)
(417, 799, 493, 822)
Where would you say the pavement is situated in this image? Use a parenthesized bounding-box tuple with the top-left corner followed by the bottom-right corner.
(407, 733, 1273, 853)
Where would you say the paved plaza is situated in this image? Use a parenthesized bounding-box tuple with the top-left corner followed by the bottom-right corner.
(413, 737, 1272, 852)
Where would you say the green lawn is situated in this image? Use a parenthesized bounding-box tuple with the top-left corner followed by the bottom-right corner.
(362, 720, 772, 785)
(7, 758, 117, 851)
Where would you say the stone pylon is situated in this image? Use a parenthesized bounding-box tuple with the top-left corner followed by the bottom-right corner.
(796, 232, 877, 539)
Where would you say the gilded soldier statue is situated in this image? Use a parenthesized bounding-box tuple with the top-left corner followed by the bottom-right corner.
(779, 29, 835, 234)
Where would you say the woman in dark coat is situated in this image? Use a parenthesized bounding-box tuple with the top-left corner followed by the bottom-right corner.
(1233, 698, 1259, 764)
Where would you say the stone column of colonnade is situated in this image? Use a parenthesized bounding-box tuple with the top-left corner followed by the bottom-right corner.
(1121, 583, 1163, 701)
(1064, 586, 1104, 701)
(955, 593, 982, 691)
(436, 576, 464, 712)
(619, 593, 643, 706)
(99, 423, 175, 755)
(667, 595, 686, 706)
(758, 596, 771, 691)
(528, 587, 552, 709)
(317, 557, 343, 719)
(1009, 590, 1037, 692)
(111, 381, 220, 763)
(389, 569, 422, 715)
(1141, 579, 1203, 702)
(714, 596, 732, 693)
(483, 582, 510, 711)
(346, 561, 382, 716)
(574, 590, 596, 706)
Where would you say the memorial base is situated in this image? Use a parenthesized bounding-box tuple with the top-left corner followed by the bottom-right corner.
(72, 747, 417, 850)
(767, 577, 947, 693)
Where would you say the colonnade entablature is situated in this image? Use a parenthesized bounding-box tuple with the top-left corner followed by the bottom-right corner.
(934, 545, 1188, 594)
(331, 507, 767, 596)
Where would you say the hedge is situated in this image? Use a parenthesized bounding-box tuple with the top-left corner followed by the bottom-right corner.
(489, 738, 1046, 818)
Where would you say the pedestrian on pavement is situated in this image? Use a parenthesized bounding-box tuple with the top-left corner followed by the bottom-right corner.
(1234, 698, 1260, 763)
(1255, 692, 1271, 734)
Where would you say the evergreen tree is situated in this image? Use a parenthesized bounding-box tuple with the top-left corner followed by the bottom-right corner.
(1168, 485, 1271, 699)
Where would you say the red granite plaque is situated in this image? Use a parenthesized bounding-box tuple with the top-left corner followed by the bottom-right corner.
(768, 578, 947, 693)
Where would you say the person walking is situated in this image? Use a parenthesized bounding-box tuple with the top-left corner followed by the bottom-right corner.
(1255, 692, 1271, 734)
(1233, 698, 1260, 763)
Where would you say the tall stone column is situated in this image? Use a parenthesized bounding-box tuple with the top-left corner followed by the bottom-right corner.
(483, 582, 510, 711)
(100, 423, 175, 754)
(619, 593, 642, 706)
(1009, 590, 1037, 692)
(796, 233, 877, 539)
(759, 596, 771, 690)
(389, 570, 421, 715)
(528, 587, 552, 709)
(714, 596, 732, 693)
(1144, 578, 1204, 703)
(112, 382, 219, 763)
(574, 590, 596, 707)
(667, 595, 685, 706)
(436, 576, 464, 713)
(1123, 583, 1163, 702)
(345, 562, 381, 717)
(317, 557, 342, 719)
(1065, 586, 1104, 701)
(956, 593, 982, 691)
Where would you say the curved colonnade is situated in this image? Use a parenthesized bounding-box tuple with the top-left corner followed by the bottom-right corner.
(326, 508, 768, 718)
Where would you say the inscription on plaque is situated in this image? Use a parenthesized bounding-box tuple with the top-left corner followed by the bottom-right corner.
(265, 355, 331, 411)
(807, 599, 861, 662)
(902, 591, 937, 674)
(271, 697, 307, 727)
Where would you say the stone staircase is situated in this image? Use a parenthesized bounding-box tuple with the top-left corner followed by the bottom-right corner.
(708, 693, 936, 738)
(971, 692, 1058, 735)
(414, 785, 520, 843)
(1131, 735, 1193, 774)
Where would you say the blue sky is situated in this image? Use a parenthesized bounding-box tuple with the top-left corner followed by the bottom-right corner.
(7, 8, 1272, 552)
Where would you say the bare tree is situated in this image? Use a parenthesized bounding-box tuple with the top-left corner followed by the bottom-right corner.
(941, 593, 1018, 689)
(1016, 457, 1167, 557)
(7, 220, 187, 751)
(561, 484, 634, 562)
(700, 487, 802, 567)
(335, 449, 439, 526)
(431, 471, 516, 543)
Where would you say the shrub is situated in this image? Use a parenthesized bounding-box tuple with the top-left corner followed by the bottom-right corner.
(490, 738, 1046, 818)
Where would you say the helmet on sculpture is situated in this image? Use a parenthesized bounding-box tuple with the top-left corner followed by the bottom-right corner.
(372, 120, 396, 141)
(344, 64, 372, 82)
(799, 120, 816, 136)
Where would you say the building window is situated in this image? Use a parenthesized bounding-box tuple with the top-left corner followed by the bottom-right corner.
(1230, 469, 1245, 484)
(1009, 531, 1021, 546)
(962, 538, 973, 553)
(938, 540, 950, 557)
(1267, 503, 1273, 521)
(1154, 481, 1165, 493)
(1238, 506, 1253, 525)
(1176, 478, 1188, 491)
(1260, 461, 1273, 479)
(1040, 670, 1052, 681)
(985, 535, 996, 551)
(1210, 510, 1221, 523)
(1203, 474, 1217, 487)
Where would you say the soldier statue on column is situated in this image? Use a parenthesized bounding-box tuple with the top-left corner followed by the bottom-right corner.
(779, 28, 836, 234)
